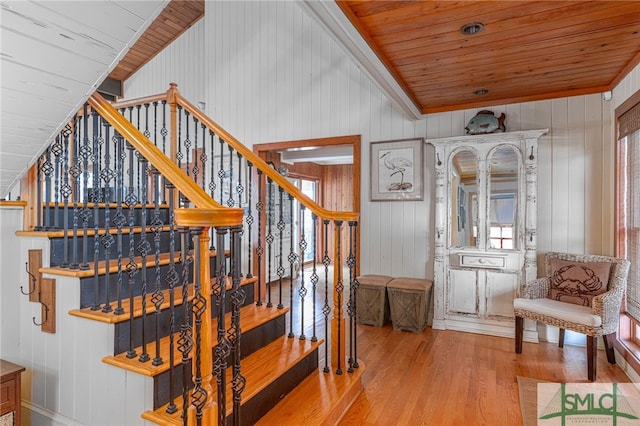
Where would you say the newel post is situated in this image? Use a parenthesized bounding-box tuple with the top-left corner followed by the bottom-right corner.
(167, 83, 180, 209)
(174, 209, 217, 426)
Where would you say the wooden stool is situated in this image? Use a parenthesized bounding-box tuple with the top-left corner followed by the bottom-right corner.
(387, 277, 433, 333)
(356, 275, 392, 326)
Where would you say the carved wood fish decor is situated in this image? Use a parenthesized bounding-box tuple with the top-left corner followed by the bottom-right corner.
(465, 110, 506, 135)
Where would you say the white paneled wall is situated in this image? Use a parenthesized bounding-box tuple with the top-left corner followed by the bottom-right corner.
(124, 1, 634, 282)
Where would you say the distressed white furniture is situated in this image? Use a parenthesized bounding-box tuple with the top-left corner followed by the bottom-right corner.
(514, 252, 630, 381)
(427, 129, 547, 337)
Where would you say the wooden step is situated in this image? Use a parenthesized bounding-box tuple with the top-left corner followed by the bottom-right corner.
(40, 249, 227, 278)
(141, 336, 324, 425)
(16, 224, 172, 239)
(68, 276, 257, 324)
(256, 361, 365, 426)
(103, 304, 289, 376)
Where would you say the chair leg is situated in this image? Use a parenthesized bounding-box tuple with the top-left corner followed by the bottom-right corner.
(603, 333, 617, 364)
(515, 316, 523, 353)
(587, 335, 597, 382)
(558, 328, 565, 348)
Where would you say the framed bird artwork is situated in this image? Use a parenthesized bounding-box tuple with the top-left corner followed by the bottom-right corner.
(370, 138, 424, 201)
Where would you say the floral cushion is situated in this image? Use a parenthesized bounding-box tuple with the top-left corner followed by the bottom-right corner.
(548, 258, 611, 307)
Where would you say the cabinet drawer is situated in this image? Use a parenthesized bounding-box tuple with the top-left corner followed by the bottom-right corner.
(1, 378, 16, 414)
(459, 254, 505, 269)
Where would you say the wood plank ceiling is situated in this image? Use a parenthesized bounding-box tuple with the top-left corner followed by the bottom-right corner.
(108, 0, 204, 83)
(336, 1, 640, 113)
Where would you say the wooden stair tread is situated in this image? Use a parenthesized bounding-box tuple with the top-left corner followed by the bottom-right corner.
(68, 276, 257, 324)
(141, 336, 324, 425)
(256, 361, 365, 426)
(102, 304, 289, 376)
(40, 249, 228, 278)
(16, 224, 173, 239)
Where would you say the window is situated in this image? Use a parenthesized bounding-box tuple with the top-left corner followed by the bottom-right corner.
(490, 225, 513, 249)
(616, 95, 640, 369)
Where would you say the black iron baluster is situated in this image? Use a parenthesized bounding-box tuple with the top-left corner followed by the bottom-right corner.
(138, 158, 151, 362)
(208, 131, 216, 250)
(90, 114, 102, 311)
(100, 123, 115, 313)
(177, 105, 183, 177)
(213, 226, 230, 426)
(218, 137, 225, 205)
(334, 220, 344, 375)
(255, 169, 263, 305)
(287, 192, 296, 338)
(125, 142, 139, 359)
(51, 134, 62, 231)
(150, 167, 165, 366)
(160, 101, 167, 204)
(79, 104, 91, 270)
(60, 125, 73, 267)
(236, 153, 244, 209)
(42, 146, 53, 230)
(69, 119, 81, 269)
(226, 145, 234, 207)
(184, 110, 191, 178)
(165, 181, 178, 414)
(245, 161, 254, 279)
(200, 124, 207, 191)
(266, 178, 274, 308)
(347, 220, 359, 372)
(178, 224, 193, 426)
(310, 214, 319, 342)
(229, 225, 246, 425)
(113, 133, 126, 315)
(299, 206, 307, 340)
(276, 186, 285, 310)
(322, 219, 331, 373)
(192, 116, 199, 185)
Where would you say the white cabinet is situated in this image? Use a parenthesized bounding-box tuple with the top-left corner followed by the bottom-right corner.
(428, 129, 547, 337)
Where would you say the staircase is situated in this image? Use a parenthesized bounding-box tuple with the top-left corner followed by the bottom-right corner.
(14, 84, 363, 425)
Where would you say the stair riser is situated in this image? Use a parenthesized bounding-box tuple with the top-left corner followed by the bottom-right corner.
(231, 348, 319, 426)
(49, 231, 179, 267)
(77, 257, 220, 308)
(152, 312, 285, 409)
(41, 206, 171, 231)
(113, 281, 255, 354)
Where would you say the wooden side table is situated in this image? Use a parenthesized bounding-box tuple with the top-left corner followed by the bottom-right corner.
(1, 360, 25, 426)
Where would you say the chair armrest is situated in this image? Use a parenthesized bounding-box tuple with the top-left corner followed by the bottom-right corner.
(592, 287, 624, 334)
(520, 277, 550, 299)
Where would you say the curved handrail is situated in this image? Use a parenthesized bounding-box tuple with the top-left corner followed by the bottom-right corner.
(88, 93, 244, 228)
(173, 91, 360, 223)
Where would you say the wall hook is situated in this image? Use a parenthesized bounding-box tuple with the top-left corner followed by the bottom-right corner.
(21, 261, 36, 295)
(436, 153, 442, 166)
(529, 146, 535, 160)
(33, 302, 48, 326)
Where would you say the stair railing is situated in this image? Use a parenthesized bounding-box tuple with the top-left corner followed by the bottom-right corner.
(20, 81, 361, 423)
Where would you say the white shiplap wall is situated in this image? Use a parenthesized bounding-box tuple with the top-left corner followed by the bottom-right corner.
(126, 0, 627, 281)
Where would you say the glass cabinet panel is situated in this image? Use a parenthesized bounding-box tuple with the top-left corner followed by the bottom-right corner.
(488, 146, 520, 250)
(450, 149, 478, 248)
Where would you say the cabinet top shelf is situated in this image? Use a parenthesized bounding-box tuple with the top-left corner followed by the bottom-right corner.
(426, 129, 548, 146)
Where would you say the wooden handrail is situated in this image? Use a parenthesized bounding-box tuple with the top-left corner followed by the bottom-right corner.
(88, 92, 244, 228)
(174, 91, 359, 223)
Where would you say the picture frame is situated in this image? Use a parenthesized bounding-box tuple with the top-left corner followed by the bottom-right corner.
(370, 138, 424, 201)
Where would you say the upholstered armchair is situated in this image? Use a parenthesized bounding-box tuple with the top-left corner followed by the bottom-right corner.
(513, 252, 630, 381)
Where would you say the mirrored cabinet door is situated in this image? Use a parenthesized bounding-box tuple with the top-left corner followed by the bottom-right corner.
(429, 129, 547, 338)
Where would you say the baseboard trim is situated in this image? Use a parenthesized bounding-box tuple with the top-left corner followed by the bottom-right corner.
(21, 401, 86, 426)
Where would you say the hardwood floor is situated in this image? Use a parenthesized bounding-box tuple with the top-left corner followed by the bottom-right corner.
(268, 268, 634, 425)
(338, 325, 632, 425)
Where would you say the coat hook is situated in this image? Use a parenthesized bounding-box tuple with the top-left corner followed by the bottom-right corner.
(21, 261, 36, 295)
(529, 146, 535, 160)
(33, 302, 48, 326)
(437, 153, 442, 166)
